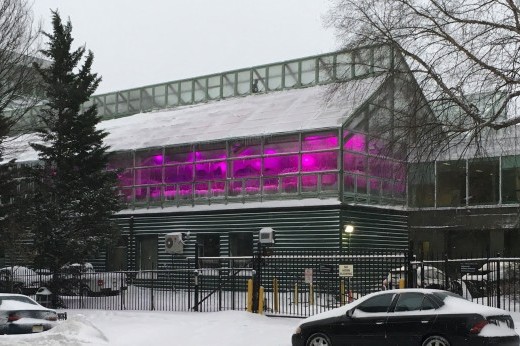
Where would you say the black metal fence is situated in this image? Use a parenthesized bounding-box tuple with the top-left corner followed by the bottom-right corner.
(4, 251, 520, 317)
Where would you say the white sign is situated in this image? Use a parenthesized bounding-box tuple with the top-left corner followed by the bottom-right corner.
(339, 264, 354, 277)
(304, 268, 313, 284)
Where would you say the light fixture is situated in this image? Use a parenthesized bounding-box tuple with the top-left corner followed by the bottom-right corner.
(344, 224, 354, 233)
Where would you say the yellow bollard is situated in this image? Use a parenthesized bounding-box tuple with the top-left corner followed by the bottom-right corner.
(309, 283, 314, 306)
(246, 279, 253, 312)
(258, 286, 265, 315)
(399, 278, 406, 289)
(294, 283, 298, 305)
(273, 278, 279, 313)
(341, 280, 345, 305)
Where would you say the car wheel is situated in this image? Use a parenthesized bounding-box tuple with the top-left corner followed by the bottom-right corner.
(80, 285, 92, 297)
(422, 335, 450, 346)
(306, 333, 332, 346)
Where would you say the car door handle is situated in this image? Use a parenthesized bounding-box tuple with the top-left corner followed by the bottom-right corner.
(376, 321, 384, 325)
(421, 320, 430, 324)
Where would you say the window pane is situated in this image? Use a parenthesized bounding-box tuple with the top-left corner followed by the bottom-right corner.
(108, 152, 133, 170)
(194, 143, 227, 161)
(232, 158, 261, 178)
(502, 156, 520, 204)
(344, 153, 366, 174)
(408, 163, 434, 207)
(356, 293, 395, 313)
(437, 161, 465, 207)
(264, 134, 299, 154)
(164, 165, 193, 183)
(229, 233, 253, 256)
(230, 139, 261, 157)
(198, 234, 220, 257)
(165, 146, 193, 164)
(302, 152, 338, 172)
(135, 149, 163, 167)
(302, 131, 338, 151)
(344, 132, 366, 152)
(394, 293, 426, 312)
(302, 175, 318, 192)
(468, 158, 499, 205)
(282, 176, 298, 193)
(117, 169, 134, 187)
(263, 155, 298, 175)
(195, 161, 227, 180)
(135, 167, 162, 185)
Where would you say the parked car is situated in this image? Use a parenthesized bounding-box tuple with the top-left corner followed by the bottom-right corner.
(462, 261, 520, 299)
(382, 265, 459, 292)
(0, 294, 61, 334)
(57, 263, 125, 296)
(0, 266, 51, 295)
(292, 289, 519, 346)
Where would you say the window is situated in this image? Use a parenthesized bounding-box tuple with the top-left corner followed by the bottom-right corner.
(197, 234, 220, 257)
(502, 156, 520, 204)
(394, 292, 433, 312)
(356, 293, 395, 313)
(229, 233, 253, 257)
(136, 236, 157, 270)
(437, 161, 465, 207)
(468, 158, 499, 205)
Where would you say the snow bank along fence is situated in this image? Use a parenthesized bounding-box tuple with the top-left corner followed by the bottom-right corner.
(14, 251, 520, 317)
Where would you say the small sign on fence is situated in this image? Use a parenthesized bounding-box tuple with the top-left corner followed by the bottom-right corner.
(304, 268, 313, 283)
(339, 264, 354, 277)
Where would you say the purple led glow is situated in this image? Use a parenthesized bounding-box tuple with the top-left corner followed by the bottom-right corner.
(344, 133, 366, 152)
(153, 155, 164, 165)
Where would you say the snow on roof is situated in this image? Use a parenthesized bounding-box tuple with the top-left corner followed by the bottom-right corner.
(4, 75, 387, 162)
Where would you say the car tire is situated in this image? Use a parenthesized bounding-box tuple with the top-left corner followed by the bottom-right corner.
(306, 333, 332, 346)
(422, 335, 450, 346)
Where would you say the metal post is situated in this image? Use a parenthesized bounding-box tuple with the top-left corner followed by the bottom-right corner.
(496, 253, 501, 309)
(194, 243, 199, 311)
(407, 242, 414, 288)
(252, 241, 262, 313)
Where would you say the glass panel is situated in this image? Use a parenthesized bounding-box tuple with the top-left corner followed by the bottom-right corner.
(194, 78, 206, 102)
(302, 152, 338, 172)
(232, 158, 261, 178)
(373, 45, 391, 72)
(153, 85, 166, 107)
(208, 76, 221, 100)
(357, 175, 368, 194)
(165, 146, 193, 164)
(268, 64, 283, 91)
(368, 137, 391, 157)
(230, 139, 261, 157)
(284, 62, 299, 88)
(135, 149, 164, 167)
(117, 169, 134, 187)
(129, 89, 140, 112)
(344, 153, 366, 174)
(245, 179, 260, 195)
(135, 167, 162, 185)
(263, 154, 299, 175)
(164, 165, 193, 183)
(149, 186, 162, 201)
(318, 55, 334, 83)
(119, 188, 133, 203)
(211, 181, 226, 197)
(164, 185, 176, 201)
(195, 161, 226, 180)
(105, 93, 116, 115)
(194, 182, 209, 198)
(344, 132, 366, 152)
(353, 48, 372, 77)
(116, 92, 128, 114)
(195, 143, 227, 161)
(303, 131, 338, 151)
(252, 68, 267, 93)
(141, 87, 153, 111)
(300, 58, 316, 86)
(108, 152, 134, 170)
(369, 178, 381, 197)
(281, 176, 298, 193)
(368, 158, 394, 179)
(262, 177, 279, 194)
(321, 173, 338, 191)
(502, 156, 520, 204)
(335, 52, 352, 80)
(229, 180, 243, 196)
(237, 71, 250, 95)
(437, 161, 466, 207)
(222, 73, 235, 98)
(264, 134, 299, 154)
(408, 163, 434, 207)
(166, 83, 180, 107)
(135, 186, 148, 202)
(229, 233, 253, 256)
(468, 158, 499, 205)
(179, 184, 192, 200)
(302, 175, 318, 192)
(180, 81, 193, 104)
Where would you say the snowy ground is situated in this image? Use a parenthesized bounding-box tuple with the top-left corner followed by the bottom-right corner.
(0, 310, 301, 346)
(0, 309, 519, 345)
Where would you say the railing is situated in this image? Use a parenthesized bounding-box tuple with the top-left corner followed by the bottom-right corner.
(9, 45, 393, 123)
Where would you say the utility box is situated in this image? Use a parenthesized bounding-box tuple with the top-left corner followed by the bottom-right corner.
(36, 287, 52, 308)
(259, 227, 275, 244)
(165, 232, 188, 254)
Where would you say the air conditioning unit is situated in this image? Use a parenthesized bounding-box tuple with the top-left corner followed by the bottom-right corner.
(259, 227, 275, 244)
(165, 232, 187, 254)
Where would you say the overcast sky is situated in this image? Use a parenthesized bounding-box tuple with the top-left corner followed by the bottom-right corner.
(31, 1, 338, 95)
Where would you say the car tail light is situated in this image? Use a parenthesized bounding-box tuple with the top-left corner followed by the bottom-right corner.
(97, 279, 104, 287)
(45, 314, 58, 321)
(470, 320, 489, 334)
(7, 313, 20, 322)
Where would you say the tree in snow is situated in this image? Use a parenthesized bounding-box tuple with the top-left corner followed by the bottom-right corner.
(327, 0, 520, 160)
(28, 11, 121, 271)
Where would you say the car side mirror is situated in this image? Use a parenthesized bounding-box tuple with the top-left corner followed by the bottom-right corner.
(346, 308, 355, 318)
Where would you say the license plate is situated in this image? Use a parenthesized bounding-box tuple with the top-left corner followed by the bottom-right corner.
(32, 325, 44, 333)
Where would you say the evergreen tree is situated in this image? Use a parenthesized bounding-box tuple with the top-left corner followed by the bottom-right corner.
(29, 11, 121, 271)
